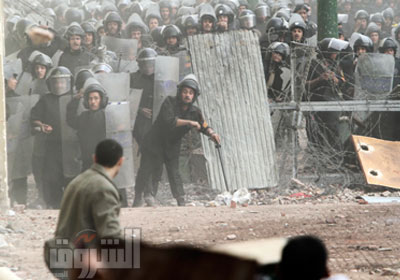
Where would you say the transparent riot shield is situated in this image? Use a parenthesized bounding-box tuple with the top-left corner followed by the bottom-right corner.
(6, 95, 40, 180)
(290, 42, 316, 102)
(15, 72, 33, 96)
(101, 36, 138, 72)
(95, 72, 130, 102)
(171, 50, 193, 81)
(353, 53, 395, 125)
(105, 102, 135, 189)
(129, 88, 143, 129)
(153, 56, 180, 122)
(354, 53, 395, 100)
(30, 79, 49, 95)
(59, 94, 82, 177)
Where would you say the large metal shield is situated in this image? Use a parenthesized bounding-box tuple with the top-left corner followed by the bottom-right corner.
(153, 56, 180, 122)
(171, 50, 193, 81)
(101, 36, 138, 72)
(6, 95, 40, 180)
(95, 72, 130, 102)
(59, 94, 82, 177)
(105, 101, 135, 189)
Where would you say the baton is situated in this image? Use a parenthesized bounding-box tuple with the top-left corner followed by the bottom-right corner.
(215, 143, 229, 192)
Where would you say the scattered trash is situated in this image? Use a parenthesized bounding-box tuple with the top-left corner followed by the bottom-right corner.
(6, 210, 15, 217)
(358, 196, 400, 204)
(289, 192, 312, 198)
(226, 234, 237, 240)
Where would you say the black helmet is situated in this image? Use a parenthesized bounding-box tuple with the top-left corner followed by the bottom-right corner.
(81, 21, 96, 34)
(238, 0, 249, 9)
(46, 66, 73, 96)
(64, 8, 83, 25)
(215, 4, 235, 24)
(162, 25, 182, 42)
(15, 19, 33, 40)
(379, 37, 397, 54)
(75, 68, 94, 91)
(355, 9, 369, 20)
(103, 11, 123, 31)
(137, 48, 157, 76)
(370, 13, 384, 25)
(353, 35, 373, 53)
(102, 3, 119, 17)
(366, 22, 380, 37)
(130, 2, 144, 17)
(183, 15, 199, 33)
(383, 8, 394, 21)
(83, 80, 108, 110)
(159, 0, 172, 10)
(266, 17, 288, 42)
(268, 42, 290, 61)
(255, 3, 270, 19)
(289, 21, 306, 32)
(293, 4, 309, 13)
(126, 14, 149, 37)
(151, 26, 165, 47)
(274, 9, 290, 22)
(239, 10, 256, 30)
(177, 74, 200, 102)
(92, 63, 113, 74)
(64, 23, 85, 40)
(29, 51, 53, 77)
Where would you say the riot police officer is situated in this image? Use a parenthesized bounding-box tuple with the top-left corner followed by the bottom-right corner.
(133, 74, 220, 207)
(58, 23, 95, 75)
(30, 67, 80, 208)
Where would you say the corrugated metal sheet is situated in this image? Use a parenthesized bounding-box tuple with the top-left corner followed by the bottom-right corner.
(187, 30, 278, 192)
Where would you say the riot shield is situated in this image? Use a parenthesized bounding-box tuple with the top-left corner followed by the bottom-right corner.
(129, 88, 143, 129)
(105, 101, 135, 189)
(15, 72, 33, 96)
(354, 53, 395, 100)
(59, 94, 82, 177)
(353, 53, 395, 127)
(101, 36, 138, 72)
(153, 56, 180, 122)
(290, 42, 316, 102)
(171, 50, 193, 80)
(6, 95, 40, 180)
(95, 72, 130, 102)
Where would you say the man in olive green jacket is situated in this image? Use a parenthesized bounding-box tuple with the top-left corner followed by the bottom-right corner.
(44, 139, 124, 276)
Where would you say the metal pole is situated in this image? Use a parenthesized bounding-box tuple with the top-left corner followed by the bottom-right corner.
(318, 0, 338, 40)
(0, 0, 10, 210)
(215, 144, 229, 192)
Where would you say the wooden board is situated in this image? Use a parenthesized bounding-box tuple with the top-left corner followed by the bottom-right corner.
(352, 135, 400, 189)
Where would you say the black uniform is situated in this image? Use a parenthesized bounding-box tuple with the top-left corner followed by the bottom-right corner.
(30, 93, 75, 208)
(134, 96, 210, 201)
(58, 47, 95, 75)
(66, 98, 106, 171)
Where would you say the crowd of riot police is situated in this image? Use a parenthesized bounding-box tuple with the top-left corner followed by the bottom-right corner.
(3, 0, 400, 208)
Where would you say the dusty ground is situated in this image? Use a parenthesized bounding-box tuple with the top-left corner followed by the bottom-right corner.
(1, 201, 400, 280)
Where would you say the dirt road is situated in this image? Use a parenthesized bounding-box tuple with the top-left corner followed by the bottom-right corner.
(1, 203, 399, 279)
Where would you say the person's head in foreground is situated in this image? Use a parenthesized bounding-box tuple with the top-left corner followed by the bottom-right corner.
(278, 235, 329, 280)
(94, 139, 124, 178)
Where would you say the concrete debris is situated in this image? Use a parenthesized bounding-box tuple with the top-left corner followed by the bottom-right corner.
(0, 236, 9, 248)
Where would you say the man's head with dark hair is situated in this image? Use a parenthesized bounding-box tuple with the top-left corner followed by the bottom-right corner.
(95, 139, 123, 168)
(278, 235, 329, 280)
